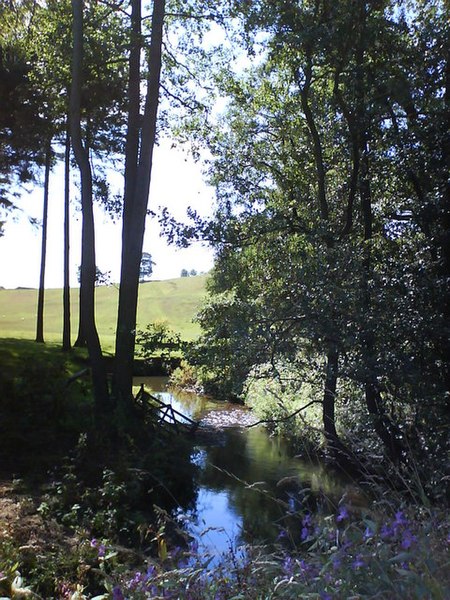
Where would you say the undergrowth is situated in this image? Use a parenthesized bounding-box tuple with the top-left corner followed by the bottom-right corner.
(1, 483, 448, 599)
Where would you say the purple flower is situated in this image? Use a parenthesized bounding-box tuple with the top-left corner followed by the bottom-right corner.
(401, 529, 417, 550)
(352, 554, 365, 569)
(301, 513, 312, 540)
(320, 594, 333, 600)
(301, 526, 309, 541)
(380, 524, 393, 539)
(90, 538, 98, 548)
(98, 543, 106, 558)
(112, 586, 125, 600)
(363, 526, 373, 541)
(302, 513, 312, 527)
(170, 546, 182, 558)
(394, 511, 408, 526)
(277, 529, 288, 540)
(299, 559, 308, 570)
(332, 554, 342, 570)
(336, 506, 349, 522)
(145, 565, 157, 580)
(128, 571, 143, 589)
(393, 511, 408, 533)
(282, 556, 295, 577)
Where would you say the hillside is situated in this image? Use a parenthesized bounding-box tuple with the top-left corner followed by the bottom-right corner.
(0, 275, 208, 352)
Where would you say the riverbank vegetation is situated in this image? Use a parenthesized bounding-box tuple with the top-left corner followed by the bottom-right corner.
(1, 0, 449, 597)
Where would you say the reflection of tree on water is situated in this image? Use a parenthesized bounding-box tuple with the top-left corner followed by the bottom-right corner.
(194, 427, 343, 545)
(142, 380, 346, 550)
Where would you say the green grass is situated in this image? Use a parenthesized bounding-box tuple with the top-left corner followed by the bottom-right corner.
(0, 275, 208, 352)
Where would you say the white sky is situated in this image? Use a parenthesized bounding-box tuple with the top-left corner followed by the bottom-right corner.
(0, 139, 215, 289)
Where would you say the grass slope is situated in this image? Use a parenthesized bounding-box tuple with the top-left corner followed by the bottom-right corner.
(0, 275, 208, 352)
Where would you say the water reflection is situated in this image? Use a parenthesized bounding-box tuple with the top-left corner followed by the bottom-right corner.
(136, 377, 345, 557)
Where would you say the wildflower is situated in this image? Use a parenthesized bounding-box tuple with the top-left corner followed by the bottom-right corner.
(144, 565, 157, 580)
(112, 586, 125, 600)
(320, 593, 333, 600)
(282, 555, 295, 577)
(276, 529, 288, 540)
(352, 554, 365, 569)
(299, 559, 309, 570)
(336, 506, 349, 523)
(170, 545, 182, 558)
(98, 543, 106, 558)
(401, 529, 417, 550)
(393, 511, 408, 527)
(301, 513, 312, 541)
(363, 526, 373, 541)
(393, 511, 408, 534)
(90, 538, 98, 548)
(332, 554, 342, 570)
(128, 571, 143, 589)
(380, 523, 393, 539)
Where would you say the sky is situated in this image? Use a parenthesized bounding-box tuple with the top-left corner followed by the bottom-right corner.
(0, 139, 216, 289)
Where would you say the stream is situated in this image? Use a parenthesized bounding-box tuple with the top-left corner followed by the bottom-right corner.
(137, 377, 346, 560)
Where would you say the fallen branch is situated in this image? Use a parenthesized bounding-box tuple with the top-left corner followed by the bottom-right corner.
(247, 399, 322, 428)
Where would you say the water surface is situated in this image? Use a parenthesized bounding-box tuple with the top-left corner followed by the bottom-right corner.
(136, 377, 345, 559)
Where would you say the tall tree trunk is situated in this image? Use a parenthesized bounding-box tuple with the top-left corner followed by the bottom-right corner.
(440, 55, 450, 400)
(70, 0, 110, 418)
(35, 140, 51, 344)
(113, 0, 165, 409)
(62, 126, 71, 352)
(355, 3, 403, 462)
(322, 345, 339, 446)
(298, 55, 352, 460)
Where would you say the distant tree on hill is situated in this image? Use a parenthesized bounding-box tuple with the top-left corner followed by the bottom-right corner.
(139, 252, 155, 282)
(180, 268, 197, 277)
(77, 265, 111, 287)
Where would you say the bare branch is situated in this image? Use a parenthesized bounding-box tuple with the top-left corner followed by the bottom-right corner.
(247, 399, 322, 428)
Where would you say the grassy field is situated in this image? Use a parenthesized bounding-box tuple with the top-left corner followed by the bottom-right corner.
(0, 275, 208, 352)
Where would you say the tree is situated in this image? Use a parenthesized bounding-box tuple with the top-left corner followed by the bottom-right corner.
(177, 0, 448, 470)
(70, 0, 110, 417)
(0, 1, 50, 228)
(113, 0, 166, 409)
(76, 265, 111, 287)
(62, 129, 71, 351)
(139, 252, 154, 282)
(35, 142, 52, 343)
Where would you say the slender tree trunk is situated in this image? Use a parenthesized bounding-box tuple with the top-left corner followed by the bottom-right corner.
(62, 126, 71, 351)
(440, 55, 450, 399)
(355, 4, 403, 462)
(299, 58, 328, 222)
(70, 0, 110, 418)
(35, 140, 51, 344)
(298, 55, 353, 460)
(113, 0, 165, 409)
(322, 346, 339, 445)
(334, 67, 359, 236)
